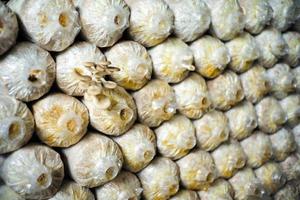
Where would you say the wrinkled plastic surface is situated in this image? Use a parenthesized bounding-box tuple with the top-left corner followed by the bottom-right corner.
(0, 42, 55, 102)
(176, 149, 217, 190)
(155, 115, 196, 160)
(62, 133, 123, 188)
(0, 95, 34, 154)
(193, 110, 229, 151)
(138, 157, 179, 200)
(274, 182, 299, 200)
(280, 94, 300, 128)
(293, 125, 300, 156)
(173, 72, 211, 119)
(149, 37, 195, 83)
(0, 144, 64, 199)
(132, 80, 176, 127)
(293, 66, 300, 92)
(280, 154, 300, 181)
(198, 179, 234, 200)
(169, 190, 199, 200)
(33, 93, 89, 147)
(114, 124, 156, 173)
(190, 35, 230, 78)
(283, 32, 300, 67)
(0, 183, 24, 200)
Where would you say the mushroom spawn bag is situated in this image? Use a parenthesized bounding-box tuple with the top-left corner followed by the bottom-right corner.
(198, 179, 234, 200)
(279, 154, 300, 182)
(169, 190, 199, 200)
(283, 32, 300, 67)
(280, 94, 300, 128)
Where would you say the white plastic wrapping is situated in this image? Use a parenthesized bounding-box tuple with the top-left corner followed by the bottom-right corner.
(0, 42, 55, 102)
(113, 124, 156, 173)
(104, 41, 152, 90)
(0, 95, 34, 154)
(293, 66, 300, 93)
(56, 42, 107, 96)
(128, 0, 174, 47)
(62, 133, 123, 188)
(132, 80, 176, 127)
(238, 0, 273, 34)
(193, 110, 229, 151)
(274, 182, 299, 200)
(198, 179, 234, 200)
(280, 94, 300, 128)
(138, 157, 179, 200)
(270, 128, 296, 161)
(240, 131, 273, 168)
(78, 0, 129, 48)
(95, 171, 142, 200)
(255, 162, 286, 195)
(0, 1, 18, 55)
(49, 181, 95, 200)
(255, 28, 288, 68)
(176, 149, 217, 190)
(0, 144, 64, 199)
(207, 70, 244, 110)
(155, 115, 196, 160)
(255, 97, 287, 134)
(32, 93, 89, 147)
(266, 63, 295, 99)
(293, 125, 300, 156)
(164, 0, 210, 42)
(7, 0, 80, 51)
(190, 35, 230, 79)
(83, 85, 137, 136)
(212, 140, 247, 178)
(240, 65, 270, 103)
(173, 72, 211, 119)
(149, 37, 195, 83)
(283, 32, 300, 67)
(280, 154, 300, 182)
(203, 0, 244, 41)
(269, 0, 296, 31)
(225, 101, 257, 140)
(226, 33, 260, 73)
(229, 168, 269, 200)
(169, 190, 199, 200)
(0, 183, 24, 200)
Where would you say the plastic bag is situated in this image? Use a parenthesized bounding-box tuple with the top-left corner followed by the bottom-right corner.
(280, 94, 300, 128)
(280, 154, 300, 182)
(170, 190, 199, 200)
(283, 32, 300, 67)
(198, 179, 234, 200)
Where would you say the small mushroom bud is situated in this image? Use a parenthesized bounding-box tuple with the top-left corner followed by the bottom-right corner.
(49, 181, 95, 200)
(280, 94, 300, 128)
(280, 154, 300, 181)
(155, 115, 196, 160)
(238, 0, 273, 34)
(105, 41, 152, 90)
(270, 128, 296, 161)
(176, 149, 218, 190)
(78, 0, 129, 47)
(255, 162, 286, 195)
(255, 28, 288, 68)
(132, 79, 177, 128)
(0, 42, 55, 102)
(113, 124, 156, 173)
(164, 0, 210, 42)
(266, 63, 295, 99)
(0, 144, 64, 199)
(169, 190, 199, 200)
(173, 72, 211, 119)
(229, 168, 270, 200)
(190, 35, 230, 79)
(193, 110, 229, 151)
(207, 70, 244, 110)
(255, 97, 286, 134)
(149, 37, 195, 83)
(83, 85, 137, 136)
(212, 140, 247, 179)
(95, 171, 142, 200)
(274, 182, 299, 200)
(240, 65, 270, 103)
(240, 131, 273, 168)
(0, 1, 18, 55)
(293, 66, 300, 93)
(127, 0, 174, 47)
(8, 0, 80, 51)
(283, 32, 300, 67)
(198, 179, 234, 200)
(138, 157, 179, 200)
(225, 101, 257, 140)
(62, 133, 123, 188)
(32, 93, 89, 147)
(226, 33, 260, 73)
(0, 95, 34, 154)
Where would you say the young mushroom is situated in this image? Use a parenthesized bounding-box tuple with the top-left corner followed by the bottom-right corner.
(283, 32, 300, 67)
(62, 133, 123, 188)
(0, 42, 55, 102)
(0, 144, 64, 199)
(7, 0, 80, 51)
(198, 179, 234, 200)
(148, 37, 195, 83)
(169, 190, 199, 200)
(32, 93, 89, 147)
(0, 95, 34, 154)
(280, 94, 300, 128)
